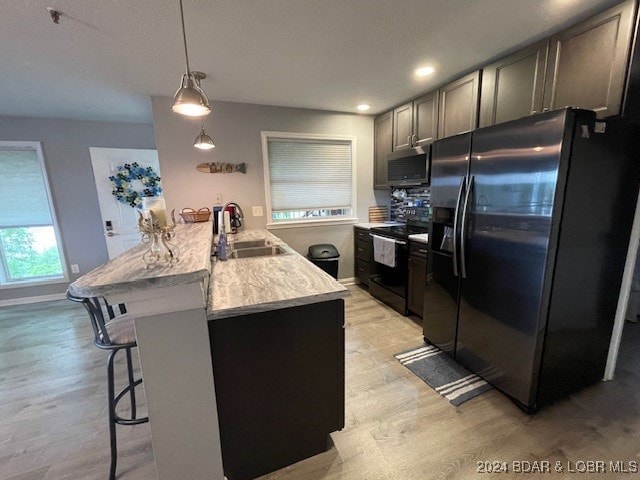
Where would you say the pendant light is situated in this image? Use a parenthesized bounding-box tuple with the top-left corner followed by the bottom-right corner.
(194, 119, 215, 150)
(172, 0, 211, 117)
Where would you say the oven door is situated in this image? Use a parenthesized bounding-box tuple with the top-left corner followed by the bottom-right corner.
(369, 234, 409, 315)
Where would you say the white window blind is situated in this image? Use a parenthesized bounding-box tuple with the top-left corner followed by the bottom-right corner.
(0, 148, 53, 227)
(267, 139, 352, 212)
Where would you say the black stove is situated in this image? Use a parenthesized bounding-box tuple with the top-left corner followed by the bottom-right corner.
(370, 207, 430, 240)
(370, 223, 429, 240)
(369, 225, 409, 239)
(368, 207, 429, 316)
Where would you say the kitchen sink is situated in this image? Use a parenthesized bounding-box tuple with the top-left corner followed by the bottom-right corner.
(229, 245, 287, 259)
(232, 239, 272, 249)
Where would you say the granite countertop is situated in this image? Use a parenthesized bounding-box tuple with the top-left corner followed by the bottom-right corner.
(69, 224, 348, 319)
(208, 229, 349, 320)
(68, 222, 213, 298)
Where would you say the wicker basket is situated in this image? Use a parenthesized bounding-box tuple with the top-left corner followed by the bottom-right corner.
(180, 207, 211, 223)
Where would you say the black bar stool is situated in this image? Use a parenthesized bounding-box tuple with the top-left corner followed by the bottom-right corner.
(67, 291, 149, 480)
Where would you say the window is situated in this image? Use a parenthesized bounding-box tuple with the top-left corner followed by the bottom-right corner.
(0, 142, 67, 287)
(261, 132, 357, 227)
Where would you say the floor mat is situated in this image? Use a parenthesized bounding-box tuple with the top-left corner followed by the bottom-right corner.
(395, 344, 492, 406)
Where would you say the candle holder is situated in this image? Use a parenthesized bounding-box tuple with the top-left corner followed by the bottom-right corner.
(138, 211, 180, 269)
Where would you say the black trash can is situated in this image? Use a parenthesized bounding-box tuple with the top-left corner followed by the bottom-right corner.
(307, 244, 340, 279)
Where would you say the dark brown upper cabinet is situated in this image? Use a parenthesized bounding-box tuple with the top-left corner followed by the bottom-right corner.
(413, 90, 439, 146)
(438, 71, 481, 139)
(374, 111, 393, 190)
(392, 93, 439, 151)
(543, 0, 636, 118)
(479, 41, 549, 128)
(392, 102, 413, 151)
(372, 0, 637, 193)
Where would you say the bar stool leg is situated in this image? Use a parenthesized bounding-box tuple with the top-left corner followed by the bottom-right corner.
(125, 347, 137, 420)
(107, 350, 118, 480)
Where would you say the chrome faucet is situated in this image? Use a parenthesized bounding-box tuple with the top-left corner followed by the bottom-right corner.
(223, 202, 244, 231)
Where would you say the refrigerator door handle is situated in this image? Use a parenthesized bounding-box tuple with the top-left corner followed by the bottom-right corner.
(460, 175, 474, 279)
(452, 176, 466, 277)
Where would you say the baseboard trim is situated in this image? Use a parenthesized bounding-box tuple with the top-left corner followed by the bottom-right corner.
(0, 293, 67, 307)
(339, 277, 357, 286)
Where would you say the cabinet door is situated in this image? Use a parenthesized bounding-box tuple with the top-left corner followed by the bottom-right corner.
(374, 111, 393, 190)
(438, 71, 481, 139)
(355, 238, 371, 261)
(479, 41, 548, 127)
(413, 91, 439, 145)
(543, 0, 635, 118)
(393, 102, 414, 151)
(408, 256, 427, 318)
(354, 227, 372, 285)
(210, 300, 344, 480)
(355, 259, 371, 286)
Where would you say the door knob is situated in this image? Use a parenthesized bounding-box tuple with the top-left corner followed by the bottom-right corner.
(106, 231, 117, 237)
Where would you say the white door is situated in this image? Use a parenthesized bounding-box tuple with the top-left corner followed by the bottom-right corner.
(89, 148, 161, 259)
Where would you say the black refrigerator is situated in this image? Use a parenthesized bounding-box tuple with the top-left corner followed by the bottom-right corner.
(424, 108, 639, 411)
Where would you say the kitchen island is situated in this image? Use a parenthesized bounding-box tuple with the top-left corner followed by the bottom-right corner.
(209, 229, 347, 479)
(68, 223, 348, 480)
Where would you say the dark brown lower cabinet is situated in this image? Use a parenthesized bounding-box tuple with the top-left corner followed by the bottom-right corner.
(408, 242, 429, 318)
(408, 256, 427, 317)
(354, 227, 373, 286)
(208, 299, 345, 480)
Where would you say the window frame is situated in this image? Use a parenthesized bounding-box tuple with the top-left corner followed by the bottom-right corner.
(0, 141, 69, 289)
(261, 131, 358, 229)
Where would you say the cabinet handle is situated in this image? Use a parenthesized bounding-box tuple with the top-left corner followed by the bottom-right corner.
(418, 248, 428, 254)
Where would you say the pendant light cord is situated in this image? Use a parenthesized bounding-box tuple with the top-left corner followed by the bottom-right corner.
(179, 0, 191, 74)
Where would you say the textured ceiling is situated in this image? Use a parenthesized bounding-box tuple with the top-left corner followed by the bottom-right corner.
(0, 0, 621, 123)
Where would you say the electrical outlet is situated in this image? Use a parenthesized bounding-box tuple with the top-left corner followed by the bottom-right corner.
(71, 264, 80, 274)
(252, 206, 263, 217)
(213, 193, 223, 205)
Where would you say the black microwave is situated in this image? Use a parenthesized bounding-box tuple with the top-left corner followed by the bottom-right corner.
(387, 146, 430, 187)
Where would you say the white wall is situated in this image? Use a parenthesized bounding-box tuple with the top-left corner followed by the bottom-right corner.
(151, 97, 388, 279)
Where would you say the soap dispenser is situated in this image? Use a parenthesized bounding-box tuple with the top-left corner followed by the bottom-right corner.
(217, 210, 228, 261)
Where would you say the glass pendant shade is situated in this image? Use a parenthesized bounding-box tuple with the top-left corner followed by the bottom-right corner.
(194, 126, 216, 150)
(172, 73, 211, 117)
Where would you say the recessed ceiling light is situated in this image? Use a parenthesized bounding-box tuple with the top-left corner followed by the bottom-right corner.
(356, 104, 371, 112)
(414, 66, 435, 78)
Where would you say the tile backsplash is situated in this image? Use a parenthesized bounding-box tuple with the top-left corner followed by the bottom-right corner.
(390, 186, 431, 221)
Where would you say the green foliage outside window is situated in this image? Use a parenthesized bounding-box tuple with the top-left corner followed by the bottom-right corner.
(0, 227, 63, 280)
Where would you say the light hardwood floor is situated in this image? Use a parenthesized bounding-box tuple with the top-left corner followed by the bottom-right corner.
(2, 286, 639, 479)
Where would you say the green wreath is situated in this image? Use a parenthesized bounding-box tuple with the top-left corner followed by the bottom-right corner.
(109, 162, 163, 207)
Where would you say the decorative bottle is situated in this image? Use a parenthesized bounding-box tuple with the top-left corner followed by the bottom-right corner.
(218, 231, 228, 261)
